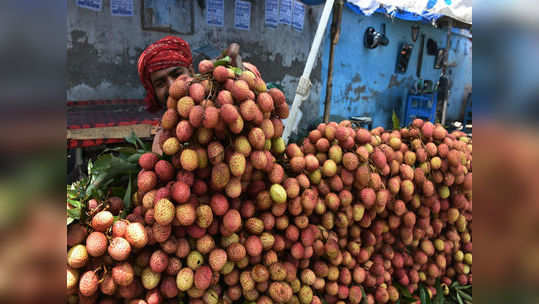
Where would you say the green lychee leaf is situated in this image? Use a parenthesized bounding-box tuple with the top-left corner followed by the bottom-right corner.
(67, 199, 81, 208)
(67, 207, 81, 219)
(87, 159, 93, 175)
(360, 286, 368, 304)
(124, 131, 139, 149)
(127, 152, 143, 164)
(433, 278, 445, 304)
(109, 186, 127, 198)
(458, 290, 472, 302)
(419, 284, 431, 304)
(456, 292, 464, 304)
(86, 153, 138, 198)
(394, 282, 413, 299)
(231, 67, 243, 75)
(67, 217, 74, 226)
(214, 56, 231, 67)
(121, 175, 132, 218)
(392, 109, 401, 130)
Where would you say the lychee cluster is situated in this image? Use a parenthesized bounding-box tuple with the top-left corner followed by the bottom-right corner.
(66, 56, 471, 304)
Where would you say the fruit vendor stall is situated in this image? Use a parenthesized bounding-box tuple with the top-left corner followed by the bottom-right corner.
(67, 1, 471, 303)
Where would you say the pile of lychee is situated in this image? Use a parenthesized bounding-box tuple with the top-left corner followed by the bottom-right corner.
(67, 59, 472, 304)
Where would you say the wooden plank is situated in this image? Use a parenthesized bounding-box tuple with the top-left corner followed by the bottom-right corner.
(67, 124, 159, 140)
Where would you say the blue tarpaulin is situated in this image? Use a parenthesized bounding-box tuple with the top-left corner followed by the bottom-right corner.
(346, 1, 442, 23)
(344, 0, 471, 24)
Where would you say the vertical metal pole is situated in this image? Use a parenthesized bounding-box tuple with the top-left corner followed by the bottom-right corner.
(323, 0, 343, 123)
(441, 20, 453, 126)
(323, 34, 336, 123)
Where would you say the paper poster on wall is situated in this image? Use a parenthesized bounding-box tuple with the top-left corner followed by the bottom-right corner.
(265, 0, 279, 28)
(234, 0, 251, 31)
(279, 0, 292, 25)
(77, 0, 102, 11)
(207, 0, 225, 27)
(111, 0, 134, 16)
(292, 0, 305, 32)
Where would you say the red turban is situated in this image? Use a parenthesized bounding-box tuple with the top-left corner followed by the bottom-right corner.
(138, 36, 192, 112)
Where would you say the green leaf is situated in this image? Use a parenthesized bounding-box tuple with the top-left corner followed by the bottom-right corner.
(458, 290, 472, 302)
(398, 295, 419, 304)
(419, 284, 431, 304)
(124, 131, 139, 148)
(231, 67, 243, 75)
(394, 282, 413, 299)
(121, 175, 132, 218)
(86, 153, 138, 198)
(214, 56, 231, 67)
(87, 159, 93, 175)
(67, 190, 78, 199)
(67, 199, 81, 208)
(456, 292, 463, 304)
(455, 285, 472, 290)
(67, 207, 81, 219)
(433, 278, 445, 304)
(360, 286, 368, 304)
(266, 82, 284, 91)
(136, 136, 148, 151)
(392, 110, 401, 130)
(109, 186, 127, 197)
(127, 152, 143, 164)
(92, 153, 139, 174)
(67, 217, 74, 226)
(101, 146, 137, 155)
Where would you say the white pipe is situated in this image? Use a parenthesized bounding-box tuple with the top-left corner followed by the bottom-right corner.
(303, 0, 335, 80)
(283, 0, 336, 143)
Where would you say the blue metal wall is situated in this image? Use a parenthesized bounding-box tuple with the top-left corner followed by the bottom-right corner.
(319, 8, 472, 128)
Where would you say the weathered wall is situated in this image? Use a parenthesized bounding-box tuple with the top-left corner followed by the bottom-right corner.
(319, 8, 472, 129)
(67, 0, 324, 137)
(67, 1, 472, 136)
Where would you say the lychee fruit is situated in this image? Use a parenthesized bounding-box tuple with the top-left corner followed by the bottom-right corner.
(175, 203, 196, 226)
(169, 79, 188, 99)
(202, 106, 219, 129)
(176, 268, 194, 291)
(108, 237, 131, 261)
(137, 171, 158, 194)
(154, 198, 175, 226)
(161, 109, 179, 130)
(231, 80, 250, 102)
(112, 262, 134, 287)
(138, 153, 159, 170)
(91, 211, 114, 232)
(125, 222, 148, 248)
(67, 244, 88, 269)
(79, 270, 99, 297)
(194, 266, 212, 290)
(86, 231, 108, 257)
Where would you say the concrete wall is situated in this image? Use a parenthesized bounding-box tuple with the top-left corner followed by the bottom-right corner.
(319, 8, 472, 129)
(67, 1, 472, 136)
(67, 0, 324, 138)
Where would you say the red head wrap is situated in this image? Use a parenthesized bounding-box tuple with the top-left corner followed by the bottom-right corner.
(137, 36, 192, 112)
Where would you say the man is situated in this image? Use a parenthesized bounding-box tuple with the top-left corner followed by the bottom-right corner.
(138, 36, 246, 153)
(137, 35, 193, 112)
(137, 36, 194, 154)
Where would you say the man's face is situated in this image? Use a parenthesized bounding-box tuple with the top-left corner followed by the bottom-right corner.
(150, 65, 191, 106)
